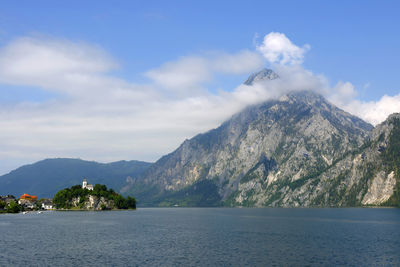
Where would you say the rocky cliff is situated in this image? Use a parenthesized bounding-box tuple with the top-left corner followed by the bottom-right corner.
(125, 69, 399, 207)
(70, 195, 115, 210)
(232, 113, 399, 207)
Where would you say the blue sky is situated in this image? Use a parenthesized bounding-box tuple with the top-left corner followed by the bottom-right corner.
(0, 1, 399, 174)
(1, 1, 399, 100)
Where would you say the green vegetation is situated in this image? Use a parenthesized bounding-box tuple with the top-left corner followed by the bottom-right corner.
(0, 200, 23, 214)
(382, 118, 400, 171)
(325, 171, 350, 205)
(53, 184, 136, 210)
(381, 118, 400, 207)
(264, 191, 282, 206)
(150, 180, 222, 207)
(224, 191, 240, 207)
(240, 172, 259, 184)
(224, 188, 258, 207)
(6, 201, 22, 213)
(125, 178, 167, 206)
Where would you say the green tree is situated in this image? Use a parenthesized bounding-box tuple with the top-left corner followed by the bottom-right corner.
(53, 189, 71, 209)
(126, 196, 136, 209)
(114, 195, 128, 209)
(94, 184, 107, 192)
(6, 201, 21, 213)
(0, 200, 6, 209)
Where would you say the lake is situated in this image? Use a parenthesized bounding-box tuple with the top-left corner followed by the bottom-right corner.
(1, 208, 399, 266)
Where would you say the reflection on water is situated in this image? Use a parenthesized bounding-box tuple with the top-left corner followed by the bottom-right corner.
(1, 208, 399, 266)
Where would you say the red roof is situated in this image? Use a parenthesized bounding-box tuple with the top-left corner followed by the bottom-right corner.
(20, 194, 37, 200)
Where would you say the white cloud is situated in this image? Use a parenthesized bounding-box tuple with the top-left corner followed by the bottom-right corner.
(0, 37, 117, 93)
(145, 50, 264, 96)
(332, 94, 400, 126)
(212, 50, 265, 74)
(329, 81, 358, 106)
(257, 32, 310, 65)
(0, 33, 398, 175)
(0, 36, 267, 174)
(326, 81, 400, 126)
(145, 56, 210, 95)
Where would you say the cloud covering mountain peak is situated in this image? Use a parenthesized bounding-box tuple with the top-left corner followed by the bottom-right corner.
(0, 32, 398, 175)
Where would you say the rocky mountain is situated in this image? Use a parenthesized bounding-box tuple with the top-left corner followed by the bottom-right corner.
(303, 112, 400, 207)
(229, 112, 400, 207)
(243, 68, 279, 85)
(125, 69, 398, 207)
(0, 158, 151, 198)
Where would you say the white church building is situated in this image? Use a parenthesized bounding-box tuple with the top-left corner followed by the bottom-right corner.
(82, 178, 94, 190)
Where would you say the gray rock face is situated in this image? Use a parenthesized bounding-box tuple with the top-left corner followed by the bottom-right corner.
(243, 68, 279, 85)
(129, 87, 399, 206)
(125, 69, 399, 207)
(232, 112, 400, 207)
(246, 112, 400, 207)
(362, 171, 395, 205)
(71, 196, 114, 210)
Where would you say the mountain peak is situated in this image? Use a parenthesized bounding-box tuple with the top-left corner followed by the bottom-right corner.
(243, 68, 279, 85)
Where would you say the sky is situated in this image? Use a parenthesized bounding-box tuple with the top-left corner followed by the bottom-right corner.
(0, 0, 399, 174)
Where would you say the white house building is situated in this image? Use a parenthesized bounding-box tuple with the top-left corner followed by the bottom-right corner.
(82, 178, 94, 190)
(41, 199, 54, 210)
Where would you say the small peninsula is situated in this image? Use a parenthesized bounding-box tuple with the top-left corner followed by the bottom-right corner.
(53, 179, 136, 210)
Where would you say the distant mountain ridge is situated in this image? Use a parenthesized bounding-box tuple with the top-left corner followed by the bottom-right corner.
(0, 158, 151, 198)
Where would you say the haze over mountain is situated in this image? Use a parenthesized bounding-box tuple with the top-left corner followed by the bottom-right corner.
(123, 69, 399, 207)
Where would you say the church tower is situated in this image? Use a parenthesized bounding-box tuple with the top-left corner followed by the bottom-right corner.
(82, 178, 93, 190)
(82, 178, 87, 189)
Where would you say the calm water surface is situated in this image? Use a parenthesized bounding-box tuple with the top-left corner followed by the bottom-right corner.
(1, 208, 400, 266)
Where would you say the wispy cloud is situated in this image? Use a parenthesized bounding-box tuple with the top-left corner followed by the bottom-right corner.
(145, 50, 264, 96)
(0, 32, 399, 174)
(145, 56, 210, 95)
(0, 36, 266, 173)
(0, 36, 117, 94)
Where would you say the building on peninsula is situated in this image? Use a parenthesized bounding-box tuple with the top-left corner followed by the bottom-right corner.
(82, 178, 94, 190)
